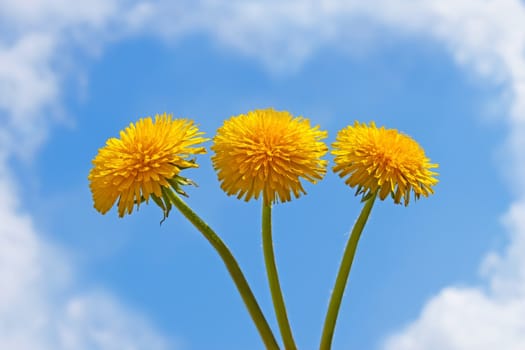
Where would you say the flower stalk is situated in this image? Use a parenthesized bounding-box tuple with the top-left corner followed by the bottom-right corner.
(262, 198, 297, 350)
(319, 191, 377, 350)
(165, 189, 280, 350)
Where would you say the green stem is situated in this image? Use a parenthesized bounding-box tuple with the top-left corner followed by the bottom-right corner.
(262, 200, 297, 350)
(166, 190, 280, 350)
(319, 193, 377, 350)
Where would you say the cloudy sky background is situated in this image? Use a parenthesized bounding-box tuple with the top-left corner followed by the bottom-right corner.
(2, 0, 525, 349)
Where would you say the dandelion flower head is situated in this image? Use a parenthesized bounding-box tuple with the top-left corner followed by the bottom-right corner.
(88, 113, 207, 217)
(211, 108, 328, 205)
(332, 121, 438, 205)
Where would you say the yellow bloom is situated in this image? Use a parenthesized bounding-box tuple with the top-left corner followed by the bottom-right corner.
(88, 113, 207, 217)
(211, 108, 328, 205)
(332, 121, 438, 205)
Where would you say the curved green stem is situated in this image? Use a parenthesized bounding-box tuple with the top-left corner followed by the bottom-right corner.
(165, 190, 280, 350)
(262, 200, 297, 350)
(319, 193, 377, 350)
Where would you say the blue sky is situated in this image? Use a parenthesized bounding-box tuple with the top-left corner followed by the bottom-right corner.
(2, 1, 525, 350)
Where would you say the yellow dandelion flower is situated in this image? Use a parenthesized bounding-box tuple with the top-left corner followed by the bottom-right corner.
(211, 108, 328, 205)
(332, 121, 438, 206)
(88, 113, 207, 217)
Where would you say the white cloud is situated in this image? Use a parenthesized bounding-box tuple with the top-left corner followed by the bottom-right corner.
(0, 1, 176, 348)
(0, 33, 60, 158)
(483, 201, 525, 298)
(0, 0, 151, 158)
(60, 293, 171, 350)
(383, 288, 525, 350)
(384, 202, 525, 350)
(0, 166, 172, 350)
(0, 0, 117, 31)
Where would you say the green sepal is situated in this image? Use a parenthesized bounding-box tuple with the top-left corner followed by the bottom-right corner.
(152, 192, 171, 225)
(361, 191, 374, 202)
(151, 193, 166, 211)
(151, 172, 199, 224)
(167, 174, 198, 198)
(354, 185, 374, 203)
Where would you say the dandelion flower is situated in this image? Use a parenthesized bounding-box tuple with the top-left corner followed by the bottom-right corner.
(88, 113, 207, 217)
(332, 121, 438, 205)
(211, 108, 328, 205)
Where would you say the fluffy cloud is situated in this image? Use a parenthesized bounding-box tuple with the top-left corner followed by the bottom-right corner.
(0, 33, 59, 158)
(384, 288, 525, 350)
(0, 0, 151, 158)
(384, 201, 525, 350)
(0, 167, 171, 350)
(0, 1, 174, 348)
